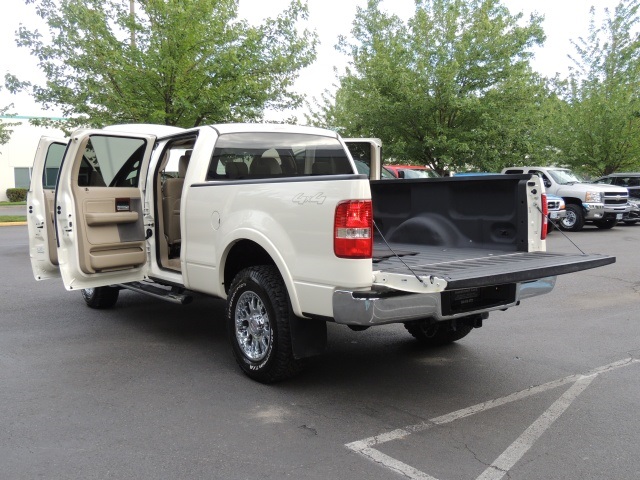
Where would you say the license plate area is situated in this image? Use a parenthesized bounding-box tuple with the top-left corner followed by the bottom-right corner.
(441, 284, 517, 316)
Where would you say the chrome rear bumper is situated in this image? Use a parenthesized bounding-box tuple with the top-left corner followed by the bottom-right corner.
(332, 277, 556, 326)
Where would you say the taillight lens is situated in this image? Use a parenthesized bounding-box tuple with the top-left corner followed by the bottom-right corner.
(541, 193, 548, 240)
(334, 200, 373, 258)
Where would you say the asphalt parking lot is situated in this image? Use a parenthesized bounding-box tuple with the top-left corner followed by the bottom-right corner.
(1, 224, 639, 480)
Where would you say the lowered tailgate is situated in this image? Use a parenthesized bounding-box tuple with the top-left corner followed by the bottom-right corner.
(372, 243, 615, 292)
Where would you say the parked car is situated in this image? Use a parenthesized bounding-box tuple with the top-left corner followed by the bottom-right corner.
(593, 173, 640, 225)
(385, 165, 440, 179)
(593, 172, 640, 199)
(353, 159, 396, 179)
(501, 166, 629, 231)
(546, 194, 567, 232)
(624, 198, 640, 225)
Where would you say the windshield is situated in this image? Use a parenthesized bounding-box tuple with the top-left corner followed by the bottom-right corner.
(401, 168, 439, 179)
(547, 169, 584, 185)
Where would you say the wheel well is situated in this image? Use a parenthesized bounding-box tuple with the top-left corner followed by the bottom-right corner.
(224, 240, 276, 293)
(563, 197, 582, 206)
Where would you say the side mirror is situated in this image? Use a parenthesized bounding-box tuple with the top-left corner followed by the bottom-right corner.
(398, 170, 405, 179)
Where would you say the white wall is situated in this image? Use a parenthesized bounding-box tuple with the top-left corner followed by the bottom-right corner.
(0, 117, 65, 201)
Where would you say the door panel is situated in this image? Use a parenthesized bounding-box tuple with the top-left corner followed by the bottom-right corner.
(56, 130, 156, 289)
(27, 137, 67, 280)
(73, 187, 145, 274)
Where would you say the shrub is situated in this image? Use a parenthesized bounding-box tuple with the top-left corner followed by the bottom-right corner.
(6, 188, 28, 202)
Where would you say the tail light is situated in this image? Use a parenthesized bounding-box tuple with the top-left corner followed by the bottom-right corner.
(334, 200, 373, 258)
(541, 193, 548, 240)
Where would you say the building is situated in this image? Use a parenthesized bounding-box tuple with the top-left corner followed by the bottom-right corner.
(0, 116, 66, 201)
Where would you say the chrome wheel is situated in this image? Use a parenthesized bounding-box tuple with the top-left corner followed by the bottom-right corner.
(234, 291, 272, 361)
(562, 210, 577, 228)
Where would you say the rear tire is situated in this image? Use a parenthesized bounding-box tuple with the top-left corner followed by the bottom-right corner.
(404, 318, 474, 346)
(226, 265, 305, 383)
(624, 220, 639, 225)
(81, 286, 119, 309)
(559, 204, 585, 232)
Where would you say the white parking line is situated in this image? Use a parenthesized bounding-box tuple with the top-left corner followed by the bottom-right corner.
(346, 358, 639, 480)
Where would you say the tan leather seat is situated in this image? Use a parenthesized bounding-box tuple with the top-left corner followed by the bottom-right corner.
(162, 152, 191, 247)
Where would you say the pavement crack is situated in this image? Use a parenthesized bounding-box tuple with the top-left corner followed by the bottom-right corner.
(464, 442, 493, 469)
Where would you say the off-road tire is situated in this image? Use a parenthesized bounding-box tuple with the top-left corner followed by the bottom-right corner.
(226, 265, 304, 383)
(81, 286, 120, 309)
(559, 204, 585, 232)
(404, 318, 473, 346)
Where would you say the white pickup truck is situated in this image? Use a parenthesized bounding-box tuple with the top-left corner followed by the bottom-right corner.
(28, 124, 614, 382)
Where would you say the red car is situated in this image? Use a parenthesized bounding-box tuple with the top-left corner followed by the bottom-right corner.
(384, 165, 440, 179)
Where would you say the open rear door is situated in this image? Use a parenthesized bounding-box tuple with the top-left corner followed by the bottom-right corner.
(55, 130, 156, 290)
(28, 136, 68, 280)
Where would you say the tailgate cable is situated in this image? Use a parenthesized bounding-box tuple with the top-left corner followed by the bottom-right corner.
(373, 220, 433, 286)
(535, 204, 586, 255)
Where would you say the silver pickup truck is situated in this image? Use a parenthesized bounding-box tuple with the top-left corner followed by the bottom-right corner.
(28, 125, 614, 382)
(502, 166, 629, 231)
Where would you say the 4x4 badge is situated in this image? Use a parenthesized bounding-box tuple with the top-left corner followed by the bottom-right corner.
(293, 193, 327, 205)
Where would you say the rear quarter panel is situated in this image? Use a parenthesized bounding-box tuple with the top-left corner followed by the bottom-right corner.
(182, 177, 372, 317)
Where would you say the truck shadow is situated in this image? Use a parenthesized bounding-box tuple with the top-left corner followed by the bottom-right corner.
(102, 290, 516, 398)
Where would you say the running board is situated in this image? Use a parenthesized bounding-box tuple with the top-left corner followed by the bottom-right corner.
(117, 282, 193, 305)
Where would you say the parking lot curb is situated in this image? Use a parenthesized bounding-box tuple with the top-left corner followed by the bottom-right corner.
(0, 222, 27, 226)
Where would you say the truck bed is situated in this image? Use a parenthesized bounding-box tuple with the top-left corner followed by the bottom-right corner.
(369, 176, 615, 291)
(373, 242, 615, 290)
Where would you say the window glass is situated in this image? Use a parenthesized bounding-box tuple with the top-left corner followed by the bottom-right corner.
(206, 133, 353, 180)
(77, 135, 147, 187)
(547, 169, 583, 185)
(400, 168, 439, 179)
(14, 167, 31, 189)
(43, 142, 66, 189)
(593, 177, 612, 185)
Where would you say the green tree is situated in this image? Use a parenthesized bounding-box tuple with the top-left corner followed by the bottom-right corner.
(6, 0, 317, 129)
(309, 0, 546, 174)
(0, 88, 17, 145)
(551, 0, 640, 176)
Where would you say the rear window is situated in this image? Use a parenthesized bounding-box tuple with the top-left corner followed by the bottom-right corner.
(206, 132, 353, 180)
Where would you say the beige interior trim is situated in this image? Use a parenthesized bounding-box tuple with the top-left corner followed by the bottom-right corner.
(85, 211, 139, 226)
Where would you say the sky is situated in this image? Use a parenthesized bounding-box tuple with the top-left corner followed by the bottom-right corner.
(0, 0, 621, 120)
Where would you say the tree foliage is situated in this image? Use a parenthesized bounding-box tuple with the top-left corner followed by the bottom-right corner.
(6, 0, 317, 129)
(550, 0, 640, 176)
(0, 89, 17, 146)
(308, 0, 546, 174)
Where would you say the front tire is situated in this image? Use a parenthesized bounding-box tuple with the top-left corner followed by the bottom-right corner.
(226, 266, 304, 383)
(404, 318, 474, 346)
(81, 286, 119, 309)
(559, 204, 585, 232)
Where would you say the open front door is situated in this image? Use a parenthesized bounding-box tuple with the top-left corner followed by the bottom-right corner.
(343, 138, 382, 180)
(28, 136, 68, 280)
(55, 130, 156, 290)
